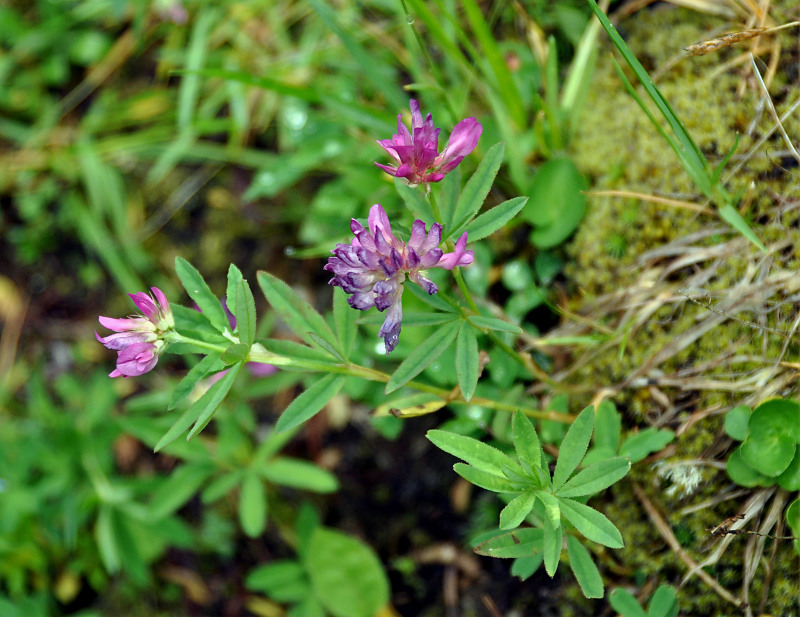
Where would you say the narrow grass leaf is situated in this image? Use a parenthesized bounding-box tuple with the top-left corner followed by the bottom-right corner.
(257, 270, 339, 352)
(499, 490, 537, 530)
(178, 10, 215, 130)
(461, 196, 527, 241)
(175, 257, 229, 334)
(235, 279, 257, 346)
(556, 457, 631, 497)
(187, 362, 243, 440)
(512, 412, 543, 469)
(559, 497, 623, 548)
(467, 315, 522, 334)
(427, 429, 515, 474)
(456, 323, 479, 402)
(719, 204, 766, 252)
(553, 405, 595, 490)
(276, 374, 345, 433)
(566, 536, 603, 599)
(168, 352, 224, 410)
(450, 142, 505, 233)
(385, 320, 460, 393)
(239, 471, 267, 538)
(608, 589, 647, 617)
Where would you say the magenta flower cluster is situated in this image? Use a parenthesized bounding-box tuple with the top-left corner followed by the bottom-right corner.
(326, 204, 473, 353)
(375, 100, 482, 186)
(96, 288, 174, 377)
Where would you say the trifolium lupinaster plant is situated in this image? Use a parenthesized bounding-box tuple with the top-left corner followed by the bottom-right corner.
(96, 99, 635, 599)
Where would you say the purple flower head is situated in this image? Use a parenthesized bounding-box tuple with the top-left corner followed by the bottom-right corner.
(325, 204, 474, 353)
(96, 287, 174, 378)
(375, 100, 482, 186)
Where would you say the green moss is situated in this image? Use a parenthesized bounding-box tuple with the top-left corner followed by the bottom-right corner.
(558, 1, 800, 614)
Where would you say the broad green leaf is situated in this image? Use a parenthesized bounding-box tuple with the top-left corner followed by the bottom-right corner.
(608, 588, 647, 617)
(619, 428, 674, 463)
(556, 457, 631, 498)
(474, 528, 544, 558)
(449, 142, 505, 233)
(257, 270, 339, 352)
(235, 278, 257, 346)
(594, 400, 621, 453)
(741, 433, 795, 477)
(333, 286, 357, 359)
(776, 448, 800, 491)
(148, 462, 215, 519)
(456, 323, 479, 402)
(453, 463, 516, 493)
(239, 471, 267, 537)
(258, 457, 339, 493)
(750, 398, 800, 442)
(724, 405, 751, 441)
(553, 406, 595, 490)
(512, 412, 543, 469)
(175, 256, 229, 334)
(559, 497, 623, 548)
(511, 554, 544, 580)
(245, 560, 310, 603)
(395, 178, 435, 222)
(542, 513, 562, 577)
(499, 490, 537, 530)
(168, 352, 224, 410)
(305, 527, 389, 617)
(567, 536, 603, 599)
(726, 447, 770, 487)
(459, 196, 528, 241)
(467, 314, 523, 334)
(186, 362, 243, 440)
(648, 585, 680, 617)
(427, 429, 516, 475)
(276, 374, 345, 433)
(523, 158, 587, 249)
(385, 320, 460, 393)
(786, 498, 799, 534)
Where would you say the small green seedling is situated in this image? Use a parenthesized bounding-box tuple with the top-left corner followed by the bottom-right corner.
(724, 399, 800, 490)
(609, 584, 679, 617)
(429, 407, 631, 598)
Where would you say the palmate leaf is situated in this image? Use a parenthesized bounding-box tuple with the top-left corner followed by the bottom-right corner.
(453, 463, 516, 493)
(474, 528, 544, 558)
(512, 412, 543, 469)
(499, 489, 537, 530)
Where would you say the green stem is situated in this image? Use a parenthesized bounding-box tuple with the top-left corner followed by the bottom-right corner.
(166, 332, 228, 354)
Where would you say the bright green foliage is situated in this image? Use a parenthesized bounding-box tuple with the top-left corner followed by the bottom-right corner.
(609, 585, 679, 617)
(431, 407, 631, 597)
(725, 398, 800, 490)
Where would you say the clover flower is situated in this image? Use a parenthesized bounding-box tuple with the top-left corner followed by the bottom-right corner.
(375, 100, 482, 186)
(96, 287, 174, 377)
(325, 204, 473, 353)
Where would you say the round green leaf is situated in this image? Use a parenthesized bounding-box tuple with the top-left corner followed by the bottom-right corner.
(785, 498, 799, 534)
(750, 398, 800, 442)
(522, 158, 587, 248)
(726, 447, 770, 487)
(775, 447, 799, 491)
(306, 528, 389, 617)
(723, 405, 751, 441)
(740, 433, 795, 477)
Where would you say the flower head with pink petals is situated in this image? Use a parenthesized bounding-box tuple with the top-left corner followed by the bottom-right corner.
(376, 100, 482, 187)
(96, 287, 174, 377)
(325, 204, 473, 353)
